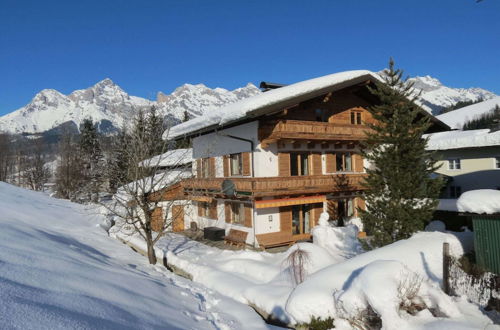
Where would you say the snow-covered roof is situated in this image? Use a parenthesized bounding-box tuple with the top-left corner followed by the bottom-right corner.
(425, 129, 500, 150)
(163, 70, 384, 140)
(457, 189, 500, 215)
(139, 148, 193, 168)
(436, 96, 500, 130)
(116, 170, 192, 201)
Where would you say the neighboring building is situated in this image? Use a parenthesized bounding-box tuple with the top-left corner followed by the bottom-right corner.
(426, 129, 500, 198)
(156, 70, 448, 248)
(133, 148, 194, 232)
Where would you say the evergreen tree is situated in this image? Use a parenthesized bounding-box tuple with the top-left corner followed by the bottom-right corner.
(145, 105, 165, 156)
(79, 118, 104, 202)
(107, 128, 131, 193)
(360, 59, 444, 247)
(55, 130, 84, 201)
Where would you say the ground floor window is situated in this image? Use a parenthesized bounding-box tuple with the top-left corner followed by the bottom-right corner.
(198, 201, 208, 217)
(229, 202, 246, 225)
(496, 156, 500, 169)
(292, 204, 311, 235)
(327, 198, 354, 226)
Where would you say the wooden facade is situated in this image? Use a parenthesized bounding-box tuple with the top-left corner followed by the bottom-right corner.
(166, 80, 385, 247)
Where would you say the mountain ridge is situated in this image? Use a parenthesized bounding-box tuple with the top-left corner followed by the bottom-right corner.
(0, 74, 496, 134)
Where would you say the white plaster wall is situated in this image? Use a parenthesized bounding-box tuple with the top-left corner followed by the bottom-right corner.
(255, 142, 279, 177)
(255, 207, 280, 234)
(434, 147, 500, 192)
(192, 121, 258, 159)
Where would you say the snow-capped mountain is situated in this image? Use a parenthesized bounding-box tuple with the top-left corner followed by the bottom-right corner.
(0, 79, 261, 134)
(409, 75, 496, 115)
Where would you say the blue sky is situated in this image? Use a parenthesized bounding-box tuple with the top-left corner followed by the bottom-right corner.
(1, 0, 499, 115)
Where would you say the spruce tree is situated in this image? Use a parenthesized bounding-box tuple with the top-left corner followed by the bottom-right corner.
(360, 59, 444, 247)
(79, 118, 104, 202)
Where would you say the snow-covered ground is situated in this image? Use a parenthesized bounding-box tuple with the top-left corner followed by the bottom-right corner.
(112, 213, 496, 329)
(0, 182, 269, 329)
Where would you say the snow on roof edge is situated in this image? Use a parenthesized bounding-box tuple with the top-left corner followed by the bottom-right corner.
(163, 70, 383, 140)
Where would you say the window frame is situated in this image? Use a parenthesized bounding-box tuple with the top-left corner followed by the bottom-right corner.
(449, 186, 462, 198)
(229, 202, 245, 226)
(290, 152, 310, 176)
(199, 201, 209, 217)
(495, 156, 500, 169)
(350, 110, 362, 125)
(448, 158, 461, 170)
(336, 152, 352, 172)
(229, 153, 243, 176)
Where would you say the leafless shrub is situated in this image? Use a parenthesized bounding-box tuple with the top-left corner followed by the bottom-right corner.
(284, 246, 310, 287)
(397, 271, 426, 315)
(334, 297, 381, 330)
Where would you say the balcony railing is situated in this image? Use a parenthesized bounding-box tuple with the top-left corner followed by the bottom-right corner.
(181, 173, 367, 198)
(259, 119, 371, 145)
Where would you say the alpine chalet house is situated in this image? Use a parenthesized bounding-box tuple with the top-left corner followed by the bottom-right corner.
(161, 71, 448, 249)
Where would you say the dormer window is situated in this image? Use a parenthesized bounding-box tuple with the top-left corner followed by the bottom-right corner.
(350, 111, 362, 125)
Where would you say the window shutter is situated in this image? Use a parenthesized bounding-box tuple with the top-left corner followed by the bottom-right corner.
(223, 155, 229, 177)
(279, 206, 292, 232)
(225, 202, 231, 223)
(278, 152, 290, 176)
(209, 200, 218, 219)
(209, 157, 216, 177)
(244, 203, 252, 227)
(312, 203, 323, 227)
(242, 152, 251, 176)
(151, 207, 164, 232)
(325, 153, 336, 173)
(312, 153, 322, 175)
(198, 202, 203, 217)
(356, 197, 366, 212)
(354, 154, 364, 172)
(196, 159, 202, 178)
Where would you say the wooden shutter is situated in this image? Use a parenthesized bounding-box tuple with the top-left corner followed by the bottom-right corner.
(354, 154, 364, 172)
(278, 152, 290, 176)
(209, 200, 218, 219)
(151, 207, 164, 232)
(311, 153, 322, 175)
(225, 202, 231, 223)
(242, 152, 251, 176)
(198, 202, 203, 217)
(356, 197, 366, 212)
(312, 203, 323, 227)
(209, 157, 216, 177)
(244, 203, 252, 227)
(223, 155, 229, 177)
(325, 153, 336, 173)
(172, 205, 184, 232)
(279, 206, 292, 233)
(196, 159, 202, 178)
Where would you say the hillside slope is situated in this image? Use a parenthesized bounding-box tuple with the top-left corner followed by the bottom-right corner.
(0, 182, 268, 329)
(436, 96, 500, 129)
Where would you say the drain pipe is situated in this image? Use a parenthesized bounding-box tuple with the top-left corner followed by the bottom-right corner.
(216, 132, 257, 247)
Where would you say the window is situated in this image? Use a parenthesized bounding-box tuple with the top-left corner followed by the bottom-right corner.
(315, 109, 327, 122)
(336, 152, 352, 172)
(290, 153, 310, 176)
(292, 205, 312, 235)
(199, 201, 209, 217)
(450, 186, 462, 198)
(495, 157, 500, 169)
(448, 159, 461, 170)
(230, 202, 245, 225)
(230, 153, 242, 176)
(350, 111, 362, 125)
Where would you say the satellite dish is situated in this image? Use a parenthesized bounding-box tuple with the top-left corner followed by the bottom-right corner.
(222, 179, 236, 196)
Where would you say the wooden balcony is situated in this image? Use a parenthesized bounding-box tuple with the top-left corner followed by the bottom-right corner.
(259, 119, 371, 146)
(181, 173, 367, 198)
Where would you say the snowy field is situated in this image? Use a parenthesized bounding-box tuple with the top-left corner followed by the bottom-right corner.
(0, 182, 269, 330)
(113, 214, 497, 329)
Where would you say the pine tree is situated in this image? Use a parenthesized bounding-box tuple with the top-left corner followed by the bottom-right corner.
(79, 118, 104, 202)
(107, 128, 131, 193)
(360, 59, 444, 247)
(145, 105, 165, 157)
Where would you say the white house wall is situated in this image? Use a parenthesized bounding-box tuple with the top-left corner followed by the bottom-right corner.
(192, 121, 258, 159)
(255, 207, 280, 234)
